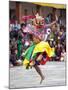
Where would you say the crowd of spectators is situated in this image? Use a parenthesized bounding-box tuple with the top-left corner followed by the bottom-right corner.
(9, 9, 66, 67)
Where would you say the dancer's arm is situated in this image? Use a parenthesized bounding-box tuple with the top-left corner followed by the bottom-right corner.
(45, 20, 57, 27)
(45, 15, 58, 28)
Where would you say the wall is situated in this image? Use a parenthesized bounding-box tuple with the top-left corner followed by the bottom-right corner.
(9, 1, 65, 26)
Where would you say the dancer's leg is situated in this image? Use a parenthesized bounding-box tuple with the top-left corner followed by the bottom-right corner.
(34, 65, 45, 84)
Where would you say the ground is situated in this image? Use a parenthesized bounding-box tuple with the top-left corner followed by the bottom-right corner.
(9, 61, 66, 89)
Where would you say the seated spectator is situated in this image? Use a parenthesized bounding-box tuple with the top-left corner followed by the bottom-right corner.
(55, 43, 63, 61)
(60, 49, 66, 61)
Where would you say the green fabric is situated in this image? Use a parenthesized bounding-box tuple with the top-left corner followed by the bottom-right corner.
(17, 39, 22, 58)
(24, 43, 36, 61)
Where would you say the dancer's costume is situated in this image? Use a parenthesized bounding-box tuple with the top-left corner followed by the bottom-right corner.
(22, 14, 55, 69)
(23, 41, 55, 68)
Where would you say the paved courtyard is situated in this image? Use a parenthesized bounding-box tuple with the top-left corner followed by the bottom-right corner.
(9, 61, 66, 89)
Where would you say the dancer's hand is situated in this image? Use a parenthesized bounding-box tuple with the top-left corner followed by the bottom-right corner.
(30, 61, 35, 66)
(55, 14, 58, 22)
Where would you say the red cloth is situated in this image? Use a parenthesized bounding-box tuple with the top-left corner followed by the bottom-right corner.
(22, 15, 36, 22)
(10, 20, 15, 24)
(30, 56, 50, 65)
(40, 56, 50, 65)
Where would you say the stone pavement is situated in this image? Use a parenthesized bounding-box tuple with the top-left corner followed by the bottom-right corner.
(9, 61, 66, 89)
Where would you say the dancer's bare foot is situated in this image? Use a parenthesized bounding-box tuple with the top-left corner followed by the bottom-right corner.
(34, 65, 45, 84)
(40, 76, 45, 84)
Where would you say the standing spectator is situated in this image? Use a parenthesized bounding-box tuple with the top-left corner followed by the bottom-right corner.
(17, 23, 26, 59)
(17, 36, 22, 59)
(13, 20, 21, 31)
